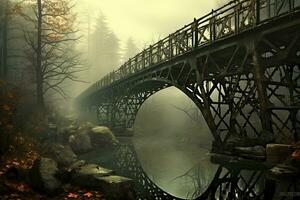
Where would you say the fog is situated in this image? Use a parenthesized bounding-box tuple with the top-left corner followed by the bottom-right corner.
(70, 0, 223, 96)
(74, 0, 216, 48)
(70, 1, 224, 198)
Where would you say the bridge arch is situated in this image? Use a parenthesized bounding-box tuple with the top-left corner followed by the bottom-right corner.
(95, 59, 224, 145)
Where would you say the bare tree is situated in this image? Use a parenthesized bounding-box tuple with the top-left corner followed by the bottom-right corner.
(19, 0, 84, 110)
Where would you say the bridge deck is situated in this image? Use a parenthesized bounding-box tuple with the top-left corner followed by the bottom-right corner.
(77, 0, 300, 104)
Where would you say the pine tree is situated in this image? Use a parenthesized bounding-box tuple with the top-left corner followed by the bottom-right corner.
(123, 37, 138, 62)
(89, 12, 120, 82)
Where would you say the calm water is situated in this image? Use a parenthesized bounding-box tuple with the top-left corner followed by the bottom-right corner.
(133, 134, 218, 199)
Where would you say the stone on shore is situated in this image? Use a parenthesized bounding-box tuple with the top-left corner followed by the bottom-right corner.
(234, 145, 266, 159)
(95, 175, 135, 200)
(70, 164, 113, 187)
(69, 130, 92, 153)
(29, 157, 62, 195)
(46, 143, 77, 167)
(89, 126, 119, 148)
(266, 144, 293, 164)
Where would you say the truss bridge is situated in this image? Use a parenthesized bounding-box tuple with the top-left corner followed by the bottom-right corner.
(77, 1, 300, 198)
(77, 0, 300, 149)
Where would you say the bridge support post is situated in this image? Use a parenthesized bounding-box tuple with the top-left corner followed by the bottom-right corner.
(252, 45, 273, 135)
(189, 58, 223, 148)
(96, 102, 114, 127)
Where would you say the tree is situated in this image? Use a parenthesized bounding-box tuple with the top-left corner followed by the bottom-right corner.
(0, 0, 9, 78)
(122, 37, 138, 62)
(19, 0, 83, 110)
(89, 12, 120, 82)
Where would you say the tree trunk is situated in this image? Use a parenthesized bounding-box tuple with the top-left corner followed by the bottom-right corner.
(0, 0, 8, 78)
(36, 0, 45, 110)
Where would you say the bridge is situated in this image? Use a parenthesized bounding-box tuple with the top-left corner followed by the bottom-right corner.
(76, 0, 300, 199)
(77, 0, 300, 150)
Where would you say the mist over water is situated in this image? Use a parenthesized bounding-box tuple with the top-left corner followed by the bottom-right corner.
(132, 87, 218, 198)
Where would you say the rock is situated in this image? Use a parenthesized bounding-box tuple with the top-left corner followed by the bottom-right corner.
(46, 144, 77, 167)
(89, 126, 119, 148)
(225, 136, 248, 148)
(67, 160, 86, 172)
(70, 163, 135, 200)
(96, 175, 135, 200)
(80, 121, 95, 130)
(266, 144, 293, 164)
(234, 146, 266, 157)
(29, 157, 62, 195)
(69, 130, 92, 153)
(65, 124, 78, 134)
(290, 149, 300, 168)
(70, 164, 113, 187)
(269, 164, 299, 176)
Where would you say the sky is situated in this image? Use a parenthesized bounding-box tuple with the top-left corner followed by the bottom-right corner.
(71, 0, 226, 95)
(75, 0, 221, 49)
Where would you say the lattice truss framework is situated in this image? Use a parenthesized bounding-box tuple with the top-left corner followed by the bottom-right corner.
(94, 23, 300, 147)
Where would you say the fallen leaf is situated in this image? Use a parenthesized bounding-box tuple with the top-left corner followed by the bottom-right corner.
(291, 150, 300, 160)
(66, 193, 79, 198)
(83, 192, 93, 198)
(12, 161, 20, 166)
(2, 104, 10, 110)
(16, 183, 29, 192)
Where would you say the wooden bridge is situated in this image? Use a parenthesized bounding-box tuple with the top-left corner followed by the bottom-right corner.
(76, 0, 300, 199)
(77, 0, 300, 149)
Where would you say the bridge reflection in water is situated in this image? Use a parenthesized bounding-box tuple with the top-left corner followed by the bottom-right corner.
(113, 142, 298, 200)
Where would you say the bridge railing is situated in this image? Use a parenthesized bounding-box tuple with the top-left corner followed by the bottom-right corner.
(78, 0, 300, 101)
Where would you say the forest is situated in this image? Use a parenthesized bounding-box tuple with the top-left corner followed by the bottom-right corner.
(0, 0, 141, 199)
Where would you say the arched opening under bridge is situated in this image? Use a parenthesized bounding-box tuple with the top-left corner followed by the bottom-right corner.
(132, 86, 218, 199)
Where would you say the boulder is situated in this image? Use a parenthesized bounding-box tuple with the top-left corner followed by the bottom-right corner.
(57, 124, 78, 143)
(266, 144, 293, 164)
(269, 164, 299, 176)
(66, 160, 86, 172)
(289, 149, 300, 168)
(89, 126, 119, 148)
(29, 157, 62, 195)
(46, 143, 77, 167)
(69, 130, 92, 153)
(95, 175, 135, 200)
(70, 164, 113, 187)
(80, 121, 95, 130)
(225, 136, 248, 148)
(70, 163, 135, 200)
(234, 145, 266, 159)
(65, 124, 78, 135)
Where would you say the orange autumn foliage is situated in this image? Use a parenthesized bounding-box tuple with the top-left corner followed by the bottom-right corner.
(83, 192, 93, 198)
(291, 149, 300, 160)
(66, 193, 79, 199)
